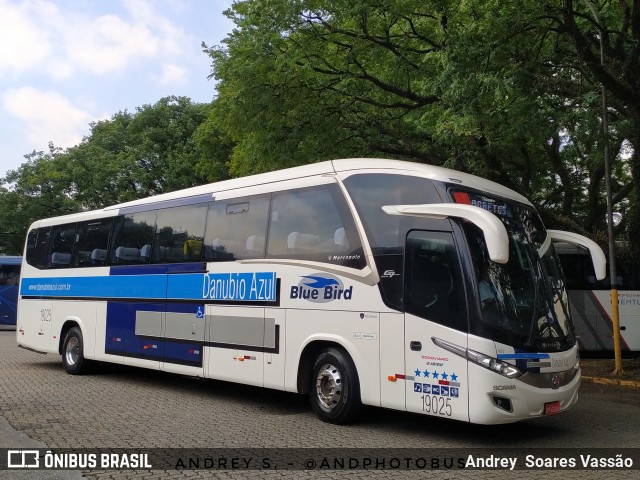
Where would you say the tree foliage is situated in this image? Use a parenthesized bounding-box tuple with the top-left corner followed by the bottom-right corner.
(0, 144, 75, 254)
(64, 96, 228, 208)
(204, 0, 638, 251)
(0, 97, 230, 254)
(1, 0, 639, 264)
(557, 0, 640, 256)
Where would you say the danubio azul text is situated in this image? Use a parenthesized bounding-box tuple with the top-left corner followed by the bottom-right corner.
(202, 272, 276, 302)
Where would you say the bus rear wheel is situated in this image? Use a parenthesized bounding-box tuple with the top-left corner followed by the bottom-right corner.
(309, 348, 362, 424)
(62, 327, 91, 375)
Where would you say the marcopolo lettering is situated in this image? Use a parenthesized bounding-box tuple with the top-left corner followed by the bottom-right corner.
(202, 272, 276, 302)
(290, 274, 353, 303)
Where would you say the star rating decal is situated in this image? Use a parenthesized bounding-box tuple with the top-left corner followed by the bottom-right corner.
(411, 368, 461, 383)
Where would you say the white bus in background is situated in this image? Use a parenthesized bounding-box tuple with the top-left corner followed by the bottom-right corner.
(17, 158, 605, 425)
(555, 242, 640, 354)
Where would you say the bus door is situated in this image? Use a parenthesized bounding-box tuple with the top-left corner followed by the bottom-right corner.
(107, 269, 163, 370)
(404, 230, 470, 422)
(161, 265, 207, 375)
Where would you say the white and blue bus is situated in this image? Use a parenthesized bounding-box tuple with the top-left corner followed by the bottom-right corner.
(17, 159, 605, 424)
(0, 256, 21, 330)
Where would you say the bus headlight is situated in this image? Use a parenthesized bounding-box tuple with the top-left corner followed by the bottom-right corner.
(467, 350, 523, 378)
(432, 337, 524, 379)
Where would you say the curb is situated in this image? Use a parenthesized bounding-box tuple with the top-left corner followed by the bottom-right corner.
(581, 375, 640, 389)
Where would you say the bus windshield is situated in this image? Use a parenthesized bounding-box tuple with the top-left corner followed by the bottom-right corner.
(455, 191, 575, 352)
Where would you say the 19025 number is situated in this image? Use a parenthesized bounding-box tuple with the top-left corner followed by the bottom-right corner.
(421, 395, 452, 416)
(40, 309, 52, 322)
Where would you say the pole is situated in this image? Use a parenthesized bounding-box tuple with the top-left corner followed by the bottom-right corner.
(585, 1, 624, 374)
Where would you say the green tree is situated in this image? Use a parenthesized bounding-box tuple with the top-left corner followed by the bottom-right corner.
(206, 0, 635, 248)
(0, 96, 231, 253)
(65, 96, 228, 209)
(556, 0, 640, 254)
(0, 144, 75, 254)
(205, 1, 567, 191)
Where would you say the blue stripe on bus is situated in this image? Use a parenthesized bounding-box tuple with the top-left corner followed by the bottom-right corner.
(110, 265, 174, 276)
(497, 353, 551, 360)
(21, 275, 168, 299)
(20, 271, 277, 302)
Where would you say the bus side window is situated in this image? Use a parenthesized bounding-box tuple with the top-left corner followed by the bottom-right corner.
(26, 227, 52, 269)
(1, 265, 20, 286)
(266, 184, 364, 268)
(203, 195, 270, 261)
(48, 223, 77, 269)
(343, 173, 441, 253)
(153, 204, 207, 263)
(71, 218, 113, 267)
(109, 212, 156, 265)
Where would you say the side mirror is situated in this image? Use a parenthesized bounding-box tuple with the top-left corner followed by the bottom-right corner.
(548, 230, 606, 280)
(382, 203, 509, 263)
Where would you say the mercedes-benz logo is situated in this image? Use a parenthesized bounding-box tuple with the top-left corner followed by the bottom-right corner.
(551, 374, 560, 389)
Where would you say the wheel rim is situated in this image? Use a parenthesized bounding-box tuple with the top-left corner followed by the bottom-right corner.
(65, 337, 79, 366)
(315, 363, 342, 410)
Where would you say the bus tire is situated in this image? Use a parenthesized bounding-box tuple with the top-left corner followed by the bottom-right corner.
(62, 327, 91, 375)
(309, 347, 362, 424)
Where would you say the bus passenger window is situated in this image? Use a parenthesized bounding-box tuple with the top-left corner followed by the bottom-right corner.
(48, 223, 77, 269)
(109, 212, 156, 265)
(153, 204, 207, 263)
(26, 228, 51, 269)
(343, 173, 441, 253)
(71, 218, 113, 267)
(203, 195, 270, 261)
(266, 184, 364, 269)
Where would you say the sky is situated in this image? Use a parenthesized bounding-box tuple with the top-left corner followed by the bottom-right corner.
(0, 0, 236, 179)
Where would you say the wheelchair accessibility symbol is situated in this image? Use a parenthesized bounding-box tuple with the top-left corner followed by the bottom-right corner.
(196, 306, 204, 318)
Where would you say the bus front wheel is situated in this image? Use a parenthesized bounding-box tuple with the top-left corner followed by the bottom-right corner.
(62, 327, 91, 375)
(309, 348, 362, 424)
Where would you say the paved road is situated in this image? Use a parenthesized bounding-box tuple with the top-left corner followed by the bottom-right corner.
(0, 331, 638, 479)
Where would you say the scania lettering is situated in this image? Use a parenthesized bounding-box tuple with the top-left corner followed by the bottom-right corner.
(17, 158, 604, 425)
